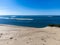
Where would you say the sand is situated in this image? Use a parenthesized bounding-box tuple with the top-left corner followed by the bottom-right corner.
(0, 24, 60, 45)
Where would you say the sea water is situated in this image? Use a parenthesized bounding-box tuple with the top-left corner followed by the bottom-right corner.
(0, 15, 60, 28)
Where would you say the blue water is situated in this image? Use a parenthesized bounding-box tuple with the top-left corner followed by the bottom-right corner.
(0, 15, 60, 28)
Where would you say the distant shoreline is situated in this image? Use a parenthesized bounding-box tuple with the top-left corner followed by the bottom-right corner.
(0, 24, 60, 28)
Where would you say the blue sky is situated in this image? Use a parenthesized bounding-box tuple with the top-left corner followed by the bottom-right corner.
(0, 0, 60, 15)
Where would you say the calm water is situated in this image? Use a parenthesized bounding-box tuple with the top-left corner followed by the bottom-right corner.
(0, 15, 60, 28)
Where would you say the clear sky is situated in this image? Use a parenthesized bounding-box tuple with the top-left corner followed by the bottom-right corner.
(0, 0, 60, 15)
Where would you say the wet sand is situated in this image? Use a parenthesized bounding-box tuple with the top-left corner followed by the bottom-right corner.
(0, 24, 60, 45)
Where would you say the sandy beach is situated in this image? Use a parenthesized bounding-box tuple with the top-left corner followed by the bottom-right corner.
(0, 24, 60, 45)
